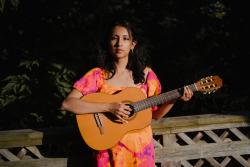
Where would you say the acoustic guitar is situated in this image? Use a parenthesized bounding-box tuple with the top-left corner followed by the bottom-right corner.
(76, 75, 223, 150)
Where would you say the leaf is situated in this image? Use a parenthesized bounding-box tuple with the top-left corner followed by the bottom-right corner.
(57, 115, 63, 119)
(32, 60, 39, 67)
(63, 87, 71, 93)
(26, 87, 32, 95)
(10, 0, 19, 8)
(18, 60, 39, 70)
(60, 110, 67, 115)
(52, 63, 63, 70)
(30, 112, 44, 123)
(18, 60, 30, 68)
(0, 0, 5, 13)
(21, 74, 30, 81)
(4, 95, 17, 106)
(19, 84, 26, 92)
(58, 81, 71, 88)
(13, 84, 18, 94)
(2, 75, 16, 82)
(1, 82, 16, 94)
(17, 95, 26, 100)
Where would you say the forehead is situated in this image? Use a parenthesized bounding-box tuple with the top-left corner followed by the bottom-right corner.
(111, 26, 130, 36)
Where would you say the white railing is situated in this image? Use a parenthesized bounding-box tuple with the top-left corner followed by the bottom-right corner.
(0, 114, 250, 167)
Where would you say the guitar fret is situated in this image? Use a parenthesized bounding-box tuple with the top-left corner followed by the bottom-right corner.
(132, 84, 199, 112)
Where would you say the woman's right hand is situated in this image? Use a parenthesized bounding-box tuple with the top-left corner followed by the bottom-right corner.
(109, 103, 132, 123)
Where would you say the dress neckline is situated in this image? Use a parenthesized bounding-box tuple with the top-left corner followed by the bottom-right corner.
(102, 81, 142, 89)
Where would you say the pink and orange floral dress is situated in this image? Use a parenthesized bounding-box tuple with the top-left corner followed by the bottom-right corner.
(73, 67, 162, 167)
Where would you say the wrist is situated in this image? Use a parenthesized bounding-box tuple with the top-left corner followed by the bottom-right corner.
(104, 103, 118, 113)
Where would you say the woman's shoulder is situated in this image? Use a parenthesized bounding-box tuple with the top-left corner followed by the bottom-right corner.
(144, 66, 160, 81)
(78, 67, 106, 81)
(143, 66, 162, 94)
(144, 66, 155, 77)
(87, 67, 103, 72)
(84, 67, 105, 75)
(144, 66, 151, 74)
(143, 67, 151, 81)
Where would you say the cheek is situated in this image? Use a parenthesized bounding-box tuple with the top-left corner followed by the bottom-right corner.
(109, 42, 115, 51)
(125, 43, 133, 50)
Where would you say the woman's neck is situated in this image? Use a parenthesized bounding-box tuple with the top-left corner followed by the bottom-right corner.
(115, 57, 129, 73)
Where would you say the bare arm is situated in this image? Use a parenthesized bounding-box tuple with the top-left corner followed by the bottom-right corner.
(152, 86, 193, 120)
(61, 89, 112, 114)
(152, 102, 175, 120)
(61, 89, 132, 123)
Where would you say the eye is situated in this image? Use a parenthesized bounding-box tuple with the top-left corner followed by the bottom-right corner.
(111, 36, 118, 40)
(123, 36, 130, 40)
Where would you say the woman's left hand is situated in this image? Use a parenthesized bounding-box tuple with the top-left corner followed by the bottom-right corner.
(180, 86, 193, 101)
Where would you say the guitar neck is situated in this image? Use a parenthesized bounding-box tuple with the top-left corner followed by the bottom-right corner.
(132, 83, 198, 112)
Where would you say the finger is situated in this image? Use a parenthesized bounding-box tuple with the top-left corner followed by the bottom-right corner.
(117, 109, 129, 118)
(117, 115, 128, 124)
(187, 88, 192, 95)
(120, 112, 129, 118)
(184, 86, 189, 94)
(183, 87, 188, 97)
(122, 104, 132, 111)
(124, 107, 132, 113)
(187, 87, 194, 95)
(185, 86, 193, 96)
(120, 105, 132, 115)
(187, 89, 193, 98)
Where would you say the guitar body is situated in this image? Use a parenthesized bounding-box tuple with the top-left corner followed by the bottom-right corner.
(76, 87, 152, 150)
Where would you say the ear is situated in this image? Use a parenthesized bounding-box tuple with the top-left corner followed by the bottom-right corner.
(131, 41, 137, 50)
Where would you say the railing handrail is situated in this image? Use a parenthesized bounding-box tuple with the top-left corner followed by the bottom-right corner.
(152, 113, 250, 134)
(0, 114, 250, 149)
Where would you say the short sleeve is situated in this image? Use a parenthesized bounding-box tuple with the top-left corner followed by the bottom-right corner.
(146, 68, 162, 111)
(73, 68, 104, 95)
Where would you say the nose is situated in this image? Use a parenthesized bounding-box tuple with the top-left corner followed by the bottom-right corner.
(114, 39, 120, 47)
(114, 38, 123, 47)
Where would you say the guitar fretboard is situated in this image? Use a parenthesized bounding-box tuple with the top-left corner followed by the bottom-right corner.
(132, 84, 197, 112)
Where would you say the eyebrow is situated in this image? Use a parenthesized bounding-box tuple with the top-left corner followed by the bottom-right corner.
(111, 34, 131, 39)
(112, 34, 130, 36)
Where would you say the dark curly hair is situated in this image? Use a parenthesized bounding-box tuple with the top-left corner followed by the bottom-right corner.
(96, 19, 151, 84)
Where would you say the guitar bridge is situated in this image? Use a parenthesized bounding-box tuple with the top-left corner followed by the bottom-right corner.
(94, 113, 104, 135)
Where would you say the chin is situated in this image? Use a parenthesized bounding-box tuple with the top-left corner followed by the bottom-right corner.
(115, 54, 128, 59)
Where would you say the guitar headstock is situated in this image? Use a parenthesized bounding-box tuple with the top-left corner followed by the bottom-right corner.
(195, 75, 223, 94)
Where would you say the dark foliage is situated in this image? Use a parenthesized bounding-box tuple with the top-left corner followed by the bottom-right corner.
(0, 0, 249, 129)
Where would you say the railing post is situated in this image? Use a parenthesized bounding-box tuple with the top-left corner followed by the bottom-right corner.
(161, 134, 181, 167)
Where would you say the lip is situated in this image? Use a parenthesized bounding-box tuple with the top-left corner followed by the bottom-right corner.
(115, 49, 124, 53)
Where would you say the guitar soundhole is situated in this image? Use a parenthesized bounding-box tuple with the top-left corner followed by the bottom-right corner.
(104, 101, 136, 123)
(128, 110, 135, 117)
(105, 113, 123, 124)
(106, 110, 136, 123)
(123, 101, 136, 121)
(125, 111, 136, 121)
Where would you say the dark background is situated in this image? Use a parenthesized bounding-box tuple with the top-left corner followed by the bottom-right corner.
(0, 0, 249, 130)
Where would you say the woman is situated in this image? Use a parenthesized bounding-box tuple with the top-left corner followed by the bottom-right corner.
(61, 19, 193, 167)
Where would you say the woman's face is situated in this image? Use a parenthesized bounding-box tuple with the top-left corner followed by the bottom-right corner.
(109, 25, 136, 60)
